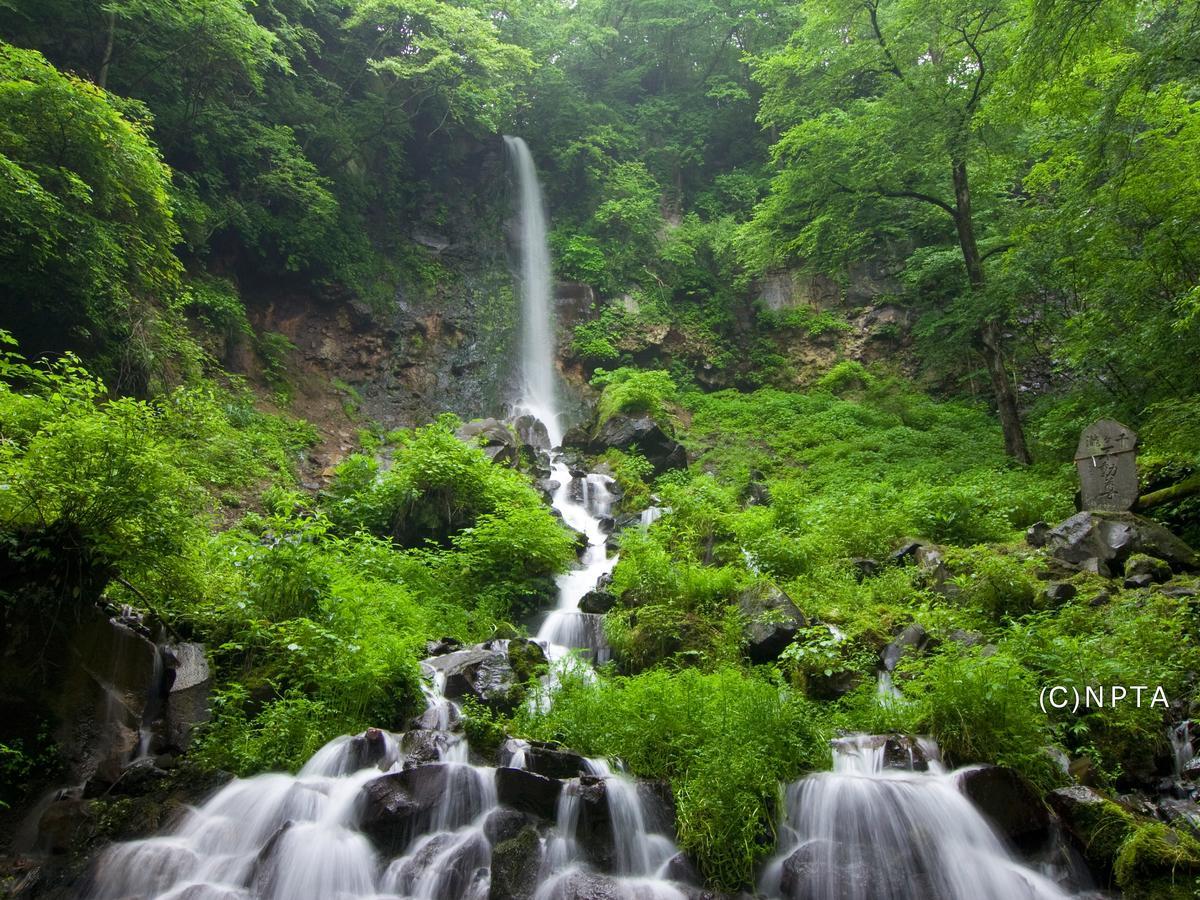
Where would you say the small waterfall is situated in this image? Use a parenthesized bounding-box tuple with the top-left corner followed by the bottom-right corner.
(537, 758, 685, 900)
(760, 734, 1072, 900)
(1171, 720, 1193, 778)
(537, 467, 618, 664)
(505, 134, 561, 446)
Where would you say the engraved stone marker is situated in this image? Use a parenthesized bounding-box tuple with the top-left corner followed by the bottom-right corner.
(1075, 419, 1138, 511)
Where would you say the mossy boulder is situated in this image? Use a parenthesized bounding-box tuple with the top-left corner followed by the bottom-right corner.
(1049, 785, 1200, 894)
(489, 825, 542, 900)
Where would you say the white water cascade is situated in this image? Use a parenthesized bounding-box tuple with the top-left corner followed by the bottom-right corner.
(504, 134, 560, 446)
(760, 734, 1074, 900)
(504, 134, 619, 667)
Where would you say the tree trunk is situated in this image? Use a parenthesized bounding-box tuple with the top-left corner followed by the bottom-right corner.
(98, 9, 116, 90)
(1135, 475, 1200, 511)
(951, 159, 1032, 464)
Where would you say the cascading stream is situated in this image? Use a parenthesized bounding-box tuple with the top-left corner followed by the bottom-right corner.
(760, 734, 1075, 900)
(505, 133, 618, 668)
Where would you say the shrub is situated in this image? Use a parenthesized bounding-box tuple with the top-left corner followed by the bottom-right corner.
(592, 367, 679, 427)
(513, 667, 832, 890)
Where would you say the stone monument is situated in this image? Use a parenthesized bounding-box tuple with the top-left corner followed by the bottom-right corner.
(1075, 419, 1138, 511)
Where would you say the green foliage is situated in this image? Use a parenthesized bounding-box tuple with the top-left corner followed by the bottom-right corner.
(893, 647, 1062, 790)
(514, 667, 832, 890)
(593, 367, 679, 427)
(0, 41, 181, 386)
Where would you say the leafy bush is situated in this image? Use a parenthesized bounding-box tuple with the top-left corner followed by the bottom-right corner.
(514, 667, 832, 890)
(592, 367, 679, 427)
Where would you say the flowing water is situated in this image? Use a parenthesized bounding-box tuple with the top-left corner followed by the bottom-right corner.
(760, 734, 1073, 900)
(82, 136, 1080, 900)
(504, 135, 560, 446)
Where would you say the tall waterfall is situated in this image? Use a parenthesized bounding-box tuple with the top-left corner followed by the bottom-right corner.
(504, 135, 561, 446)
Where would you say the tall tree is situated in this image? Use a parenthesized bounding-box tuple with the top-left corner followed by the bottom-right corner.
(745, 0, 1032, 462)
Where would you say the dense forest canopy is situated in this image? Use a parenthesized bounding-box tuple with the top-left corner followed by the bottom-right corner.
(1, 0, 1200, 897)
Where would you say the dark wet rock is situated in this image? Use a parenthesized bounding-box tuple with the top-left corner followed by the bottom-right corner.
(484, 807, 533, 847)
(831, 734, 936, 771)
(410, 699, 461, 732)
(425, 648, 520, 713)
(1162, 585, 1199, 599)
(588, 415, 686, 474)
(1026, 521, 1052, 548)
(579, 586, 617, 614)
(1044, 582, 1078, 604)
(34, 798, 95, 855)
(456, 418, 519, 466)
(1183, 756, 1200, 781)
(425, 637, 464, 657)
(1124, 573, 1156, 590)
(1088, 591, 1112, 608)
(946, 628, 985, 648)
(636, 779, 677, 837)
(344, 727, 393, 771)
(664, 852, 702, 885)
(495, 767, 563, 821)
(561, 425, 590, 449)
(1047, 785, 1133, 877)
(889, 541, 923, 565)
(743, 481, 771, 507)
(401, 730, 456, 768)
(360, 766, 451, 855)
(1126, 553, 1173, 583)
(527, 744, 591, 780)
(597, 515, 616, 534)
(958, 765, 1051, 851)
(60, 609, 164, 784)
(535, 871, 629, 900)
(779, 839, 875, 900)
(807, 669, 861, 701)
(511, 414, 551, 453)
(571, 775, 617, 871)
(109, 757, 170, 796)
(738, 581, 806, 664)
(489, 825, 542, 900)
(163, 641, 211, 751)
(881, 623, 934, 673)
(1047, 511, 1198, 574)
(1156, 798, 1200, 837)
(851, 557, 881, 581)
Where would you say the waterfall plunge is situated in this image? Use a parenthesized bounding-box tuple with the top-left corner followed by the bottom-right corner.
(504, 135, 562, 447)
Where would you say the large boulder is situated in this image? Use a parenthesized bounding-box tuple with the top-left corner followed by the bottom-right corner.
(831, 734, 938, 771)
(1046, 511, 1198, 577)
(489, 825, 542, 900)
(880, 623, 935, 673)
(1047, 785, 1134, 878)
(495, 767, 563, 820)
(534, 871, 627, 900)
(957, 765, 1051, 851)
(359, 764, 491, 856)
(58, 608, 165, 784)
(588, 415, 686, 474)
(778, 839, 877, 900)
(456, 418, 519, 466)
(423, 647, 520, 713)
(511, 414, 551, 453)
(738, 582, 806, 664)
(498, 739, 591, 779)
(162, 641, 211, 751)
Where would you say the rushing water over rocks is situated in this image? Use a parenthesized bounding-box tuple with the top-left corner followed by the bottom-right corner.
(85, 661, 690, 900)
(761, 734, 1075, 900)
